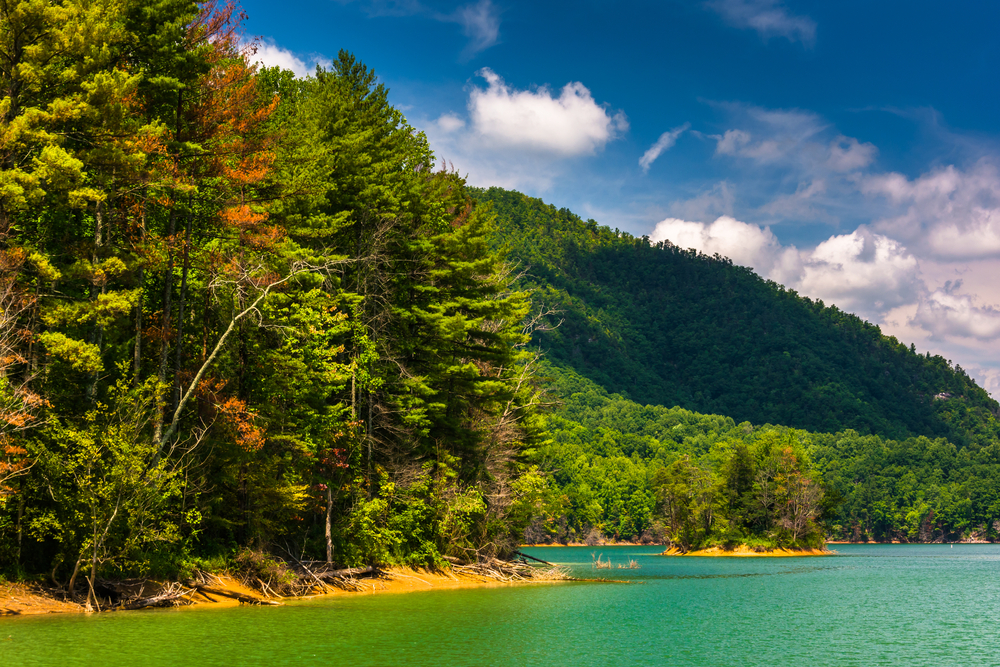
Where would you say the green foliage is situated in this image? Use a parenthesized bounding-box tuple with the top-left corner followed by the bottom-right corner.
(37, 332, 103, 373)
(1, 24, 544, 580)
(531, 364, 1000, 546)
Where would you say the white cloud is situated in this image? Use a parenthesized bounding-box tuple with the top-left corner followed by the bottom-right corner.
(640, 123, 690, 173)
(449, 0, 501, 58)
(715, 129, 753, 156)
(710, 107, 871, 172)
(710, 107, 826, 164)
(863, 161, 1000, 260)
(650, 215, 787, 272)
(436, 113, 466, 133)
(668, 181, 736, 221)
(798, 228, 920, 314)
(705, 0, 816, 45)
(339, 0, 501, 57)
(248, 39, 329, 78)
(761, 179, 829, 219)
(912, 282, 1000, 341)
(420, 70, 626, 193)
(975, 367, 1000, 399)
(649, 216, 920, 318)
(826, 135, 878, 172)
(468, 68, 628, 156)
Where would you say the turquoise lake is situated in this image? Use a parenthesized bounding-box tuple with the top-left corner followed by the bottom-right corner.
(3, 544, 999, 666)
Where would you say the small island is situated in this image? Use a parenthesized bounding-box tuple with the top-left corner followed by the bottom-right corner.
(653, 435, 831, 557)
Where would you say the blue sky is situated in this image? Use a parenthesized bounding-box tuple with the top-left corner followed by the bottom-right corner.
(241, 0, 1000, 398)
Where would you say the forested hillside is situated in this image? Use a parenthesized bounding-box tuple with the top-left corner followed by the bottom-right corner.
(474, 187, 1000, 447)
(528, 364, 1000, 546)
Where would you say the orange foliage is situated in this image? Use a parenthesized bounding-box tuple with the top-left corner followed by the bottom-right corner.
(185, 1, 283, 251)
(194, 379, 266, 452)
(0, 248, 46, 496)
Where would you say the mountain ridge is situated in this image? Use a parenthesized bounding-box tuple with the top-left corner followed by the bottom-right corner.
(474, 186, 1000, 447)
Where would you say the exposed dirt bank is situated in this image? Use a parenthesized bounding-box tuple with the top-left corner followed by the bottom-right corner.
(520, 542, 657, 547)
(0, 566, 565, 618)
(660, 545, 832, 557)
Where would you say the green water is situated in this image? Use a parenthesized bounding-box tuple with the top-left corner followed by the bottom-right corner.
(3, 544, 999, 666)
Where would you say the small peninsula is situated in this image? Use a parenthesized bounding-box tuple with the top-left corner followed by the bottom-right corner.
(648, 438, 829, 557)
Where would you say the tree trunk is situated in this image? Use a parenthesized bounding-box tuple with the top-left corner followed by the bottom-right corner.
(325, 485, 333, 564)
(85, 201, 105, 403)
(154, 207, 177, 443)
(172, 201, 192, 412)
(133, 267, 143, 387)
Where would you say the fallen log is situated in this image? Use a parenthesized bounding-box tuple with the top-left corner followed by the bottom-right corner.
(117, 584, 194, 611)
(187, 584, 280, 606)
(313, 566, 376, 581)
(513, 550, 555, 566)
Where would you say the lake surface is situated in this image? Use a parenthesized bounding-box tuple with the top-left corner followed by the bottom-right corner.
(3, 544, 1000, 666)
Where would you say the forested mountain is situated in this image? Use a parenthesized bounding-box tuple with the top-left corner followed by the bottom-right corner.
(473, 187, 1000, 447)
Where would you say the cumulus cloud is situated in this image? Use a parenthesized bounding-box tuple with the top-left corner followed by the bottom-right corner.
(467, 68, 628, 156)
(911, 282, 1000, 341)
(421, 70, 626, 192)
(798, 229, 920, 314)
(640, 123, 690, 173)
(705, 0, 816, 45)
(862, 161, 1000, 260)
(248, 39, 329, 78)
(649, 216, 920, 318)
(650, 215, 788, 273)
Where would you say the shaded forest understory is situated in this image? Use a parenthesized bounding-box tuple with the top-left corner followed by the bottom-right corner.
(1, 0, 998, 602)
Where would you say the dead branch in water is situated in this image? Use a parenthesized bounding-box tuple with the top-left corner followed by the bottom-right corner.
(592, 553, 612, 569)
(452, 557, 567, 583)
(591, 553, 641, 570)
(117, 582, 196, 610)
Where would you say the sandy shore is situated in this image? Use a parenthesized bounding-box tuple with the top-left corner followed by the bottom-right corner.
(0, 567, 562, 618)
(520, 542, 654, 547)
(660, 545, 832, 557)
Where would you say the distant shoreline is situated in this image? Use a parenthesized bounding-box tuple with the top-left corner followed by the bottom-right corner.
(520, 542, 655, 548)
(661, 545, 832, 557)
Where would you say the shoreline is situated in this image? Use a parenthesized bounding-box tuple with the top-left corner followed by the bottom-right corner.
(660, 545, 832, 557)
(0, 566, 565, 618)
(519, 542, 657, 548)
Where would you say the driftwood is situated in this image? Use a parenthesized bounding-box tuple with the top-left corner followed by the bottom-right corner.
(513, 550, 555, 566)
(187, 583, 280, 606)
(280, 549, 335, 593)
(116, 583, 195, 611)
(452, 557, 567, 583)
(314, 566, 376, 581)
